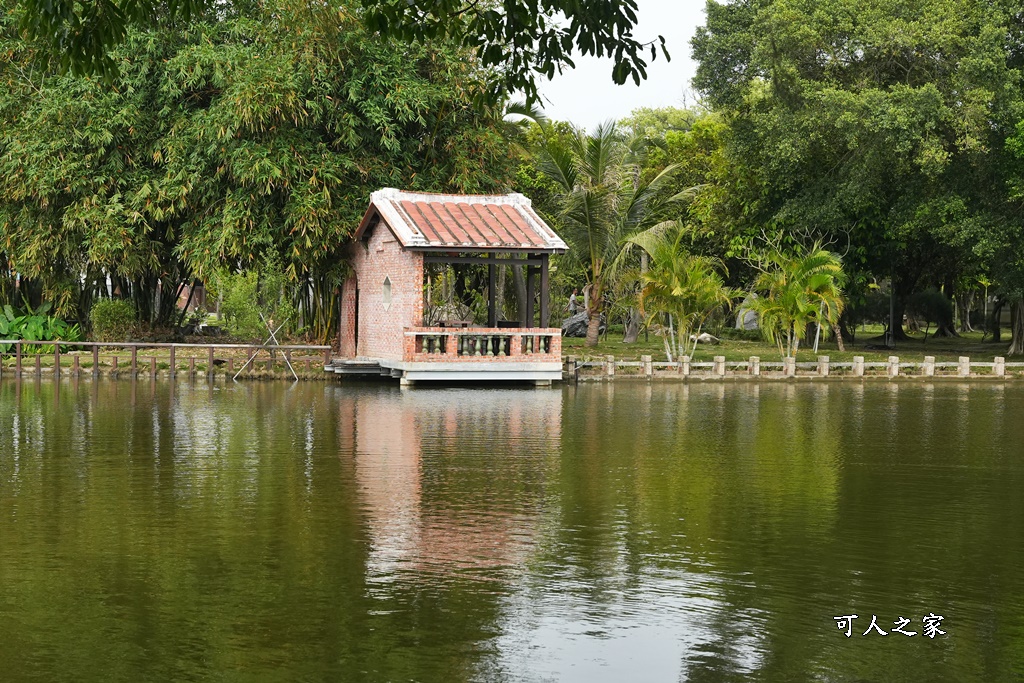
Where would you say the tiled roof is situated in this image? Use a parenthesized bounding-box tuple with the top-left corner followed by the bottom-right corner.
(355, 188, 568, 252)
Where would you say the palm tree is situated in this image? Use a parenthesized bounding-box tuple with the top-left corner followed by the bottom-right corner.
(747, 245, 846, 358)
(537, 121, 678, 347)
(628, 222, 735, 359)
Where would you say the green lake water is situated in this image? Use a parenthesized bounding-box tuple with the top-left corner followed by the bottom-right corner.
(1, 378, 1023, 682)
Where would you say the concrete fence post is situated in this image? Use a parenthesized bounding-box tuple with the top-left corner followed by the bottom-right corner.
(923, 356, 935, 377)
(749, 356, 760, 376)
(641, 355, 653, 377)
(853, 356, 864, 377)
(888, 356, 900, 378)
(995, 356, 1006, 377)
(783, 357, 795, 377)
(605, 355, 615, 377)
(818, 355, 830, 377)
(681, 356, 691, 376)
(958, 356, 971, 377)
(714, 355, 726, 377)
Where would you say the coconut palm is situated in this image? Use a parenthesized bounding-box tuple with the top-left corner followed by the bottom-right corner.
(747, 246, 846, 358)
(537, 121, 679, 347)
(628, 222, 735, 359)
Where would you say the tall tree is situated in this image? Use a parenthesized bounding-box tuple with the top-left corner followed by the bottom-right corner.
(536, 122, 678, 347)
(691, 0, 1024, 344)
(1, 0, 518, 336)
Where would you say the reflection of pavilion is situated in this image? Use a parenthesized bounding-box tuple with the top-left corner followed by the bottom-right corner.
(339, 388, 563, 581)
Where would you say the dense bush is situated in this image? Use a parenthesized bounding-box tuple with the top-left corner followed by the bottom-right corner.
(90, 299, 137, 342)
(907, 288, 954, 333)
(213, 260, 296, 341)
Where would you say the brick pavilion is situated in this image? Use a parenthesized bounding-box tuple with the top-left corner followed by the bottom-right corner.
(330, 188, 568, 384)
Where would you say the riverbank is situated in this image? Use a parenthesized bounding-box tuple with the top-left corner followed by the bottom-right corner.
(565, 354, 1019, 381)
(0, 341, 332, 381)
(561, 326, 1011, 364)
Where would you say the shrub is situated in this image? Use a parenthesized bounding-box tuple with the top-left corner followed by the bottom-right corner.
(90, 299, 137, 342)
(0, 302, 82, 352)
(907, 288, 954, 333)
(212, 257, 296, 341)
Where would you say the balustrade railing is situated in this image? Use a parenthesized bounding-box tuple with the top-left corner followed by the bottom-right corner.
(458, 334, 512, 357)
(405, 327, 560, 362)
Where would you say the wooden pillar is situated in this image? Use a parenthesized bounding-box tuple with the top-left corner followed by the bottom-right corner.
(525, 259, 536, 329)
(16, 340, 22, 377)
(54, 346, 60, 376)
(131, 346, 138, 376)
(150, 357, 157, 379)
(72, 355, 80, 376)
(92, 345, 99, 376)
(539, 254, 550, 328)
(208, 347, 215, 378)
(488, 254, 497, 328)
(169, 345, 176, 378)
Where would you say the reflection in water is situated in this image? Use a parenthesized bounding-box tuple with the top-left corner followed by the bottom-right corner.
(348, 389, 561, 582)
(2, 379, 1024, 681)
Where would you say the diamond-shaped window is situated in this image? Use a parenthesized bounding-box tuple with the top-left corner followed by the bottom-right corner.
(382, 276, 392, 311)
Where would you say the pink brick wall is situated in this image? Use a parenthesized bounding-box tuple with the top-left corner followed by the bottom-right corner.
(338, 275, 357, 358)
(348, 223, 424, 361)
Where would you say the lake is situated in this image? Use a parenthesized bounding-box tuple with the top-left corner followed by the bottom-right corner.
(1, 378, 1022, 682)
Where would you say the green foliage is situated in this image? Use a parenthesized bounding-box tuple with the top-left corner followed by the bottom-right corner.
(214, 259, 296, 341)
(691, 0, 1024, 339)
(907, 288, 955, 332)
(628, 222, 735, 358)
(746, 246, 847, 358)
(1, 0, 517, 336)
(0, 301, 82, 352)
(363, 0, 669, 104)
(89, 299, 137, 342)
(18, 0, 668, 104)
(535, 120, 681, 345)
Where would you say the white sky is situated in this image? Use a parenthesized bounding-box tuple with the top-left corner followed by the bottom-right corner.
(535, 0, 707, 130)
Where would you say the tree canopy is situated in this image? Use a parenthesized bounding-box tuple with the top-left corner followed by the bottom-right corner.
(16, 0, 668, 103)
(1, 0, 518, 334)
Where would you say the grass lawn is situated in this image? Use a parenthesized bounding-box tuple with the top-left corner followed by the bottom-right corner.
(561, 324, 1013, 363)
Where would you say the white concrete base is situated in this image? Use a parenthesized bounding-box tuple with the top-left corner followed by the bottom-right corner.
(380, 359, 562, 382)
